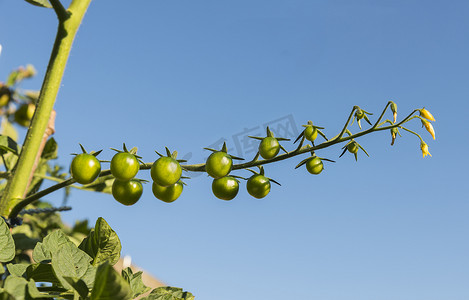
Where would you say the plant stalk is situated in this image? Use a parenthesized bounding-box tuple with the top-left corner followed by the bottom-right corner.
(0, 0, 91, 216)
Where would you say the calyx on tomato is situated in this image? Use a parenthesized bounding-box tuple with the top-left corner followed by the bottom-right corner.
(204, 142, 243, 178)
(248, 126, 290, 160)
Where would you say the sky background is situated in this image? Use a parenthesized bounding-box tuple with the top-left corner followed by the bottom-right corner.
(1, 0, 468, 299)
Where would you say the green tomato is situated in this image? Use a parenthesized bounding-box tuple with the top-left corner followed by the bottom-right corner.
(112, 179, 143, 206)
(347, 142, 359, 154)
(356, 109, 365, 119)
(0, 86, 11, 107)
(259, 137, 280, 159)
(110, 152, 139, 181)
(205, 151, 232, 179)
(212, 176, 239, 201)
(152, 181, 183, 203)
(70, 153, 101, 184)
(247, 174, 271, 199)
(14, 103, 35, 127)
(304, 126, 318, 142)
(151, 156, 182, 186)
(306, 157, 323, 175)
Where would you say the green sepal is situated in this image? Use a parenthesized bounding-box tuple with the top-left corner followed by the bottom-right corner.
(268, 178, 281, 186)
(123, 143, 129, 153)
(293, 131, 304, 144)
(230, 175, 247, 180)
(258, 165, 265, 175)
(177, 159, 187, 163)
(319, 157, 336, 163)
(23, 0, 52, 8)
(279, 144, 288, 154)
(180, 176, 191, 180)
(229, 154, 244, 161)
(354, 152, 358, 161)
(79, 144, 87, 154)
(245, 168, 258, 175)
(171, 151, 178, 159)
(155, 150, 164, 157)
(363, 114, 372, 126)
(266, 126, 274, 137)
(317, 130, 328, 141)
(203, 147, 218, 152)
(358, 143, 370, 157)
(129, 147, 139, 155)
(357, 119, 362, 129)
(248, 136, 264, 141)
(339, 147, 348, 158)
(295, 158, 309, 169)
(165, 147, 172, 157)
(221, 142, 228, 153)
(276, 137, 290, 141)
(91, 149, 103, 157)
(110, 148, 122, 153)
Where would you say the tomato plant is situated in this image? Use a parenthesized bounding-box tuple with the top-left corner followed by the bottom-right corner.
(152, 181, 183, 203)
(212, 176, 239, 200)
(112, 179, 143, 206)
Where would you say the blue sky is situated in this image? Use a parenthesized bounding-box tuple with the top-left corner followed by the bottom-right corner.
(1, 1, 468, 299)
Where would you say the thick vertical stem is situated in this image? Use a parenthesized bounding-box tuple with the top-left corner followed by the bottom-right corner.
(0, 0, 91, 216)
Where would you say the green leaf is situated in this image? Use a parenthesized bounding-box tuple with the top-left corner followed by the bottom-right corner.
(122, 267, 151, 298)
(26, 263, 61, 285)
(0, 217, 15, 262)
(1, 119, 18, 142)
(142, 287, 195, 300)
(32, 242, 51, 263)
(0, 135, 19, 155)
(90, 262, 132, 300)
(41, 138, 58, 160)
(3, 276, 28, 300)
(79, 217, 121, 266)
(63, 277, 90, 299)
(6, 263, 29, 277)
(42, 230, 73, 256)
(51, 242, 92, 280)
(23, 0, 52, 8)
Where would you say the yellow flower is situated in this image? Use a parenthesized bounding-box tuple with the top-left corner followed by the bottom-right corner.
(420, 141, 431, 158)
(419, 108, 435, 121)
(422, 119, 436, 140)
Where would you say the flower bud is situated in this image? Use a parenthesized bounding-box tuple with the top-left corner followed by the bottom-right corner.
(390, 102, 397, 123)
(419, 108, 435, 121)
(421, 119, 436, 140)
(390, 128, 398, 146)
(420, 141, 431, 158)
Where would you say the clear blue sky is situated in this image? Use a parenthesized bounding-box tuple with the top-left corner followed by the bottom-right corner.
(1, 1, 468, 299)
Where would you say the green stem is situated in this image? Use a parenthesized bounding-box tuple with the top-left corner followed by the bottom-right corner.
(0, 0, 92, 216)
(9, 104, 421, 218)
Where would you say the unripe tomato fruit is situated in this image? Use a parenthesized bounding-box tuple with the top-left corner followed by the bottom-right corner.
(205, 152, 232, 179)
(112, 179, 143, 206)
(152, 181, 183, 203)
(70, 153, 101, 184)
(110, 152, 139, 181)
(304, 126, 318, 142)
(306, 157, 323, 175)
(151, 157, 182, 186)
(247, 174, 271, 199)
(212, 176, 239, 200)
(14, 103, 35, 127)
(0, 86, 11, 107)
(259, 137, 280, 159)
(347, 142, 359, 154)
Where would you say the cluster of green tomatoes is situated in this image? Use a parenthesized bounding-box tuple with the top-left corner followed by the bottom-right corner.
(69, 123, 358, 205)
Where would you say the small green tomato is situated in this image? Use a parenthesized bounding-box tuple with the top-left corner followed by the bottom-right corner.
(151, 156, 182, 186)
(70, 153, 101, 184)
(305, 157, 323, 175)
(152, 181, 183, 203)
(205, 152, 232, 179)
(259, 137, 280, 159)
(247, 174, 271, 199)
(212, 176, 239, 201)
